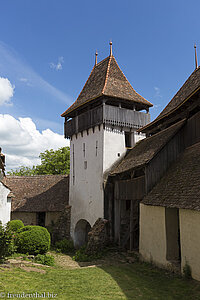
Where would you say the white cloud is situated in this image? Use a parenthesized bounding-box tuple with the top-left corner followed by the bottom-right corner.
(0, 77, 14, 105)
(50, 56, 64, 71)
(0, 114, 69, 171)
(154, 86, 162, 98)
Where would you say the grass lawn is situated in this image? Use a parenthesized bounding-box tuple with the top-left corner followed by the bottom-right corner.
(0, 253, 200, 299)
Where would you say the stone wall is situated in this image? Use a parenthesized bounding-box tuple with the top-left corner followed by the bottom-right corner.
(46, 207, 71, 244)
(86, 218, 109, 255)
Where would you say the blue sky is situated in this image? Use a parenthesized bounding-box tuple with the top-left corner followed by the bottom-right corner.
(0, 0, 199, 170)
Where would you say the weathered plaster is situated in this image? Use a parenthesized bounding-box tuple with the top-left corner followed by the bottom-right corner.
(139, 203, 168, 266)
(179, 209, 200, 281)
(11, 212, 37, 225)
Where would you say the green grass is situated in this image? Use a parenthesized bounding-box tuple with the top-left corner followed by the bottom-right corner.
(0, 259, 200, 299)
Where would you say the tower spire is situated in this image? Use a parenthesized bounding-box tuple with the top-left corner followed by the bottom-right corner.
(110, 40, 113, 56)
(194, 44, 198, 69)
(95, 50, 98, 66)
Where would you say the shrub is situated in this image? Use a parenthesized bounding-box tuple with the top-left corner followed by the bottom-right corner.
(73, 245, 103, 262)
(0, 222, 15, 262)
(73, 246, 90, 262)
(16, 225, 50, 255)
(55, 239, 74, 254)
(7, 220, 24, 232)
(34, 254, 54, 266)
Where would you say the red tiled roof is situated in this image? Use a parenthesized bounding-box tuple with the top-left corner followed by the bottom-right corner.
(3, 175, 69, 212)
(142, 141, 200, 210)
(61, 55, 153, 117)
(110, 119, 185, 175)
(141, 66, 200, 132)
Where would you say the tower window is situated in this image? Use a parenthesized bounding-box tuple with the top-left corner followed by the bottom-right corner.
(96, 141, 98, 156)
(83, 143, 86, 157)
(84, 161, 87, 169)
(125, 132, 132, 148)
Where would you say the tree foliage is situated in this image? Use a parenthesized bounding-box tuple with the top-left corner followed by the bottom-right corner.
(7, 147, 70, 176)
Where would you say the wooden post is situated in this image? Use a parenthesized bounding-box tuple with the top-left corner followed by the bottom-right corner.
(130, 200, 134, 251)
(118, 199, 121, 247)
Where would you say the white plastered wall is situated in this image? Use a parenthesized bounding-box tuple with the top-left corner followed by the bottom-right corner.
(103, 125, 127, 173)
(0, 182, 11, 225)
(179, 209, 200, 281)
(139, 203, 168, 266)
(69, 125, 104, 239)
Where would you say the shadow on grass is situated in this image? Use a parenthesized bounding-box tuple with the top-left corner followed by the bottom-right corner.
(98, 261, 200, 300)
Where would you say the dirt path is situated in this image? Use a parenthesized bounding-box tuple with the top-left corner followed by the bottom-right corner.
(51, 251, 131, 269)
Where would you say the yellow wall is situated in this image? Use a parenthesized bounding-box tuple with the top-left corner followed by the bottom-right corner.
(139, 203, 168, 266)
(179, 209, 200, 281)
(45, 212, 61, 226)
(12, 211, 61, 227)
(11, 212, 37, 225)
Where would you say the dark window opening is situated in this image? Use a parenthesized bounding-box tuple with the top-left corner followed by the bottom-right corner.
(126, 200, 131, 211)
(165, 208, 181, 264)
(125, 132, 132, 148)
(37, 212, 46, 227)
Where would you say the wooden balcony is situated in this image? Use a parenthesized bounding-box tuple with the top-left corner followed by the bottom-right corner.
(64, 104, 150, 138)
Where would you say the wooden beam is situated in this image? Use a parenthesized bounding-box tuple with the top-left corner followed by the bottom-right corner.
(130, 200, 134, 251)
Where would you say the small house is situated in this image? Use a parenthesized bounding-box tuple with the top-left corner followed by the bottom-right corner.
(3, 175, 71, 241)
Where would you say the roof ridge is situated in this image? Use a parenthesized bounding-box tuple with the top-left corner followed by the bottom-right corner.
(96, 55, 110, 67)
(102, 55, 112, 94)
(144, 119, 186, 165)
(6, 174, 69, 178)
(61, 64, 96, 117)
(140, 67, 200, 131)
(105, 56, 152, 106)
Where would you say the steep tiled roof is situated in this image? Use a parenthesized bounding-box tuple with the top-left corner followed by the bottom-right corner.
(111, 119, 185, 175)
(3, 175, 69, 212)
(141, 66, 200, 132)
(142, 141, 200, 210)
(61, 55, 153, 117)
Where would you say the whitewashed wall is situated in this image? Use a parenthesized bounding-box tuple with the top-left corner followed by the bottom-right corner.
(0, 182, 11, 225)
(69, 125, 104, 240)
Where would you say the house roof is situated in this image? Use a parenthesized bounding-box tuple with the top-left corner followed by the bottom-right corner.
(110, 119, 185, 175)
(142, 141, 200, 211)
(140, 66, 200, 132)
(3, 175, 69, 212)
(61, 55, 153, 117)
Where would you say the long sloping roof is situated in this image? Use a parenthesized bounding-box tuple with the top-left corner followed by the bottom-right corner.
(141, 66, 200, 131)
(142, 141, 200, 210)
(111, 119, 185, 175)
(61, 55, 153, 117)
(3, 175, 69, 212)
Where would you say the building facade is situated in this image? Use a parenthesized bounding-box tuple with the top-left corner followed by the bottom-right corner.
(0, 149, 12, 225)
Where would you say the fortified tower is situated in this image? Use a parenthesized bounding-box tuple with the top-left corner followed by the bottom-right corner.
(61, 43, 153, 247)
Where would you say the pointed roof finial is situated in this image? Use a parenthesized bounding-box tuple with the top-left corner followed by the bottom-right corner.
(110, 40, 113, 56)
(194, 44, 198, 69)
(95, 50, 98, 66)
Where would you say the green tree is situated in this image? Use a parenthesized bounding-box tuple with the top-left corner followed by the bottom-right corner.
(7, 166, 36, 176)
(7, 147, 70, 176)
